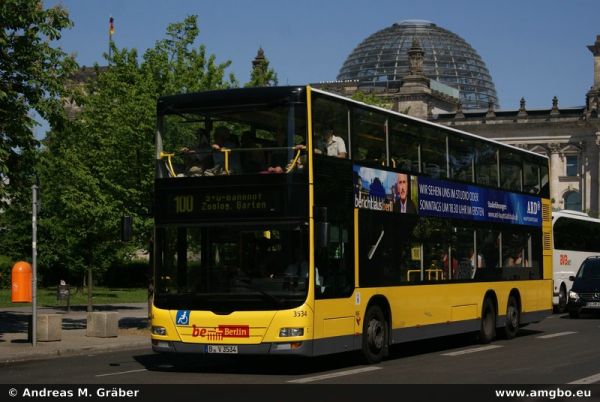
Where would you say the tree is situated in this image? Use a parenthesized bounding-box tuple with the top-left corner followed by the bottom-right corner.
(36, 15, 237, 310)
(0, 0, 77, 203)
(143, 15, 238, 95)
(350, 90, 392, 109)
(38, 125, 121, 306)
(245, 47, 278, 87)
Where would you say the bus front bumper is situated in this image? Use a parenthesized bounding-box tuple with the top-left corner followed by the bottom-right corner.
(152, 339, 314, 356)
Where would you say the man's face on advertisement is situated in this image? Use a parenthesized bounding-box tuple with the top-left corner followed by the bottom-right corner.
(397, 174, 408, 201)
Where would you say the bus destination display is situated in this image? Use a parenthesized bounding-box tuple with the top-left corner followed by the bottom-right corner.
(157, 189, 283, 221)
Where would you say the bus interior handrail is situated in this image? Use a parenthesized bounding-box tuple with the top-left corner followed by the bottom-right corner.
(160, 146, 306, 175)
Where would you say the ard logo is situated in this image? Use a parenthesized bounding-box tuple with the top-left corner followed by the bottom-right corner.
(527, 201, 540, 215)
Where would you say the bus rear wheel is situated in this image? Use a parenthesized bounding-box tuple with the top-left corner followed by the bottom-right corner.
(361, 305, 388, 364)
(479, 298, 496, 344)
(503, 295, 520, 339)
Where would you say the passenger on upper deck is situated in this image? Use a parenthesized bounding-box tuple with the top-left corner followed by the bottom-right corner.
(315, 127, 347, 158)
(180, 128, 213, 176)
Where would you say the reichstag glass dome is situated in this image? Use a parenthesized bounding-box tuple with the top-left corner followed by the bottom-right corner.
(337, 20, 499, 110)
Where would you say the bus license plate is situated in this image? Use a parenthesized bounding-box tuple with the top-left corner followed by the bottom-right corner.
(586, 302, 600, 308)
(205, 345, 238, 354)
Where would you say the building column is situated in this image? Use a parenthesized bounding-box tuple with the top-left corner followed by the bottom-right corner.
(548, 143, 562, 209)
(581, 143, 588, 212)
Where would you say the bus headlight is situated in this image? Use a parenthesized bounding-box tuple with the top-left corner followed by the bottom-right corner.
(569, 291, 579, 300)
(152, 326, 167, 336)
(279, 328, 304, 337)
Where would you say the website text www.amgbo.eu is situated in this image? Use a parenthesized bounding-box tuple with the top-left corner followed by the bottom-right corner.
(495, 387, 592, 400)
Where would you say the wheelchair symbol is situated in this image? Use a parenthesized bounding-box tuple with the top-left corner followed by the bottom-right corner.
(176, 310, 190, 326)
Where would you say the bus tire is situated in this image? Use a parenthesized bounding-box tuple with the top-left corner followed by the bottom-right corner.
(479, 298, 496, 344)
(361, 305, 388, 364)
(557, 285, 567, 314)
(503, 295, 520, 340)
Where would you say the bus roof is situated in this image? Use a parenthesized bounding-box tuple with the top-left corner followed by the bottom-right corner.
(157, 86, 306, 115)
(552, 210, 600, 223)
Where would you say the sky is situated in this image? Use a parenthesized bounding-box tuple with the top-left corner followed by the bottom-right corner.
(46, 0, 598, 111)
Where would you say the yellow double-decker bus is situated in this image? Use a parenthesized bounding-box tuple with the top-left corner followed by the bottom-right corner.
(150, 86, 552, 363)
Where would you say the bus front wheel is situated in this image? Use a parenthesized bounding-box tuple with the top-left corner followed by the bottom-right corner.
(479, 298, 496, 344)
(361, 305, 388, 364)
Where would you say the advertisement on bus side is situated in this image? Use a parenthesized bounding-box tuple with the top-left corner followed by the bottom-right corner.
(353, 165, 542, 226)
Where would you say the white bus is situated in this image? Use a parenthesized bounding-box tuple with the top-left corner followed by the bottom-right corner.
(552, 210, 600, 312)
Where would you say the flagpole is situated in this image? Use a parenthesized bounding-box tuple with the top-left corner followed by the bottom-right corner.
(108, 16, 114, 61)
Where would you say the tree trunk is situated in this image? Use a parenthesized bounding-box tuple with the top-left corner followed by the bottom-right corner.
(87, 267, 93, 312)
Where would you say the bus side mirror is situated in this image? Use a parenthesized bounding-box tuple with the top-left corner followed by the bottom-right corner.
(314, 207, 329, 249)
(121, 216, 132, 242)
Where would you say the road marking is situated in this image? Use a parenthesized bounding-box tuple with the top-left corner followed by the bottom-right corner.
(441, 345, 502, 356)
(536, 331, 577, 339)
(569, 372, 600, 384)
(95, 369, 147, 377)
(288, 367, 382, 383)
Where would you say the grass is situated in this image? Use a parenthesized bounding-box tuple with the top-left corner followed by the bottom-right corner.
(0, 287, 148, 308)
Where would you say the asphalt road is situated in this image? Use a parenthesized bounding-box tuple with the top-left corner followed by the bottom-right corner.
(2, 313, 600, 385)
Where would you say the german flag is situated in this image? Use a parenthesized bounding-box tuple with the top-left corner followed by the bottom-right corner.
(109, 16, 115, 36)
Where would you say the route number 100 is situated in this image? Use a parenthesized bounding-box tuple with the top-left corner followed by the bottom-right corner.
(174, 195, 194, 213)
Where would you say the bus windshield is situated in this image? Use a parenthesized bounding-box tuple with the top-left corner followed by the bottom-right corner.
(157, 102, 306, 177)
(154, 223, 310, 311)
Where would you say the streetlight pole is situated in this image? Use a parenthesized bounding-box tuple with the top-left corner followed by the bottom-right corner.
(32, 183, 38, 347)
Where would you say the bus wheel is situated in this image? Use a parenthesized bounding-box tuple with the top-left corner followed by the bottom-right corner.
(361, 305, 388, 364)
(557, 285, 567, 313)
(479, 298, 496, 344)
(503, 295, 520, 340)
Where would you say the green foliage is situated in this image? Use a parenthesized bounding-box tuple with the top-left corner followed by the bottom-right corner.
(0, 255, 14, 289)
(0, 0, 77, 268)
(142, 15, 238, 95)
(32, 15, 237, 287)
(351, 91, 391, 109)
(0, 13, 237, 296)
(38, 125, 122, 282)
(0, 0, 77, 203)
(0, 148, 39, 261)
